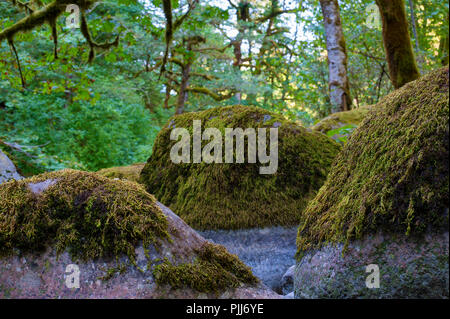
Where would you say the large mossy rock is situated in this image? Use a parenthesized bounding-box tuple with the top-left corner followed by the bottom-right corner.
(140, 105, 341, 230)
(295, 66, 449, 298)
(0, 150, 22, 184)
(0, 169, 277, 298)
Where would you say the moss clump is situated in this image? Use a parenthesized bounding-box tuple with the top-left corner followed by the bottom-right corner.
(0, 169, 170, 264)
(97, 163, 146, 183)
(312, 106, 372, 134)
(140, 105, 341, 230)
(153, 242, 258, 293)
(296, 66, 449, 259)
(311, 107, 372, 144)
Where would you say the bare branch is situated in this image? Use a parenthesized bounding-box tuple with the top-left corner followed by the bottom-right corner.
(7, 38, 26, 88)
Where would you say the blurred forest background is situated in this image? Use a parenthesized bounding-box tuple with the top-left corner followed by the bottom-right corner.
(0, 0, 448, 175)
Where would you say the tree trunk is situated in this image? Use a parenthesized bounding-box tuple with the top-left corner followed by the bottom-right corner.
(230, 1, 252, 103)
(175, 62, 191, 115)
(438, 13, 449, 66)
(164, 82, 172, 109)
(407, 0, 419, 53)
(438, 34, 449, 66)
(319, 0, 352, 113)
(174, 36, 205, 115)
(376, 0, 420, 89)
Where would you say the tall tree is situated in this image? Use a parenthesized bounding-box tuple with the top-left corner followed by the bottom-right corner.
(438, 13, 449, 66)
(376, 0, 420, 89)
(319, 0, 352, 113)
(407, 0, 420, 53)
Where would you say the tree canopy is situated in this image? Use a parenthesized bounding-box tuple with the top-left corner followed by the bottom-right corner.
(0, 0, 448, 173)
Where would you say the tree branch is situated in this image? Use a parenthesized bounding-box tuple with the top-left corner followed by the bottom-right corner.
(186, 87, 235, 101)
(7, 38, 26, 88)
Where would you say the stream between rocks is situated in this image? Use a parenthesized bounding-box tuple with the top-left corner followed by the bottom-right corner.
(199, 226, 298, 295)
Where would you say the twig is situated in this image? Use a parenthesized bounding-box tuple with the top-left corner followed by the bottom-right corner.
(7, 38, 26, 88)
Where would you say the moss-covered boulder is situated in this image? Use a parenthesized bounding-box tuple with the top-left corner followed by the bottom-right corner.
(0, 169, 277, 298)
(140, 105, 341, 230)
(311, 106, 372, 143)
(0, 150, 22, 184)
(97, 163, 145, 183)
(295, 66, 449, 298)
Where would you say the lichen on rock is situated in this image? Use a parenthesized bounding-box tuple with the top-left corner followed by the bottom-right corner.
(0, 149, 22, 184)
(140, 105, 341, 230)
(294, 232, 449, 298)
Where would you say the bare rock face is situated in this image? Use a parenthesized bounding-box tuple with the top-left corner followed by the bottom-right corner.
(280, 265, 295, 295)
(0, 170, 280, 299)
(0, 150, 22, 184)
(294, 231, 449, 299)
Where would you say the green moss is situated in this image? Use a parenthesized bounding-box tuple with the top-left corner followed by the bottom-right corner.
(312, 106, 372, 134)
(140, 105, 341, 230)
(0, 169, 170, 265)
(296, 66, 449, 259)
(97, 163, 146, 183)
(153, 242, 258, 293)
(98, 263, 129, 281)
(311, 107, 372, 144)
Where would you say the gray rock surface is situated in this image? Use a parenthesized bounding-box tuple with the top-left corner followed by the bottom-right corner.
(0, 150, 22, 184)
(294, 231, 449, 299)
(0, 193, 280, 299)
(199, 226, 298, 294)
(280, 265, 295, 295)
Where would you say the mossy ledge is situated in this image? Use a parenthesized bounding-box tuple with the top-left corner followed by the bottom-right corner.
(97, 163, 146, 183)
(0, 169, 170, 264)
(296, 66, 449, 259)
(140, 105, 341, 230)
(153, 242, 259, 294)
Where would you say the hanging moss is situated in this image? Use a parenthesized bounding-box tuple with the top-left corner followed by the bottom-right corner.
(97, 163, 146, 183)
(140, 105, 341, 230)
(153, 242, 258, 293)
(0, 169, 170, 264)
(296, 66, 449, 259)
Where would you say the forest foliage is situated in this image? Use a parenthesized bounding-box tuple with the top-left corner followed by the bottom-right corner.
(0, 0, 448, 173)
